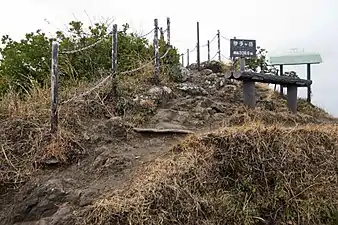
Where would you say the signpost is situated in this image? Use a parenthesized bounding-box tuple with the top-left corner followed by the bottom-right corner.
(230, 38, 257, 108)
(230, 39, 256, 58)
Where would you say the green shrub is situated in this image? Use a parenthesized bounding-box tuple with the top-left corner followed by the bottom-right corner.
(0, 20, 180, 97)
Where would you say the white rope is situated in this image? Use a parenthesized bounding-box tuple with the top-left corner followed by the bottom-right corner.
(60, 37, 107, 54)
(61, 47, 172, 104)
(138, 28, 155, 38)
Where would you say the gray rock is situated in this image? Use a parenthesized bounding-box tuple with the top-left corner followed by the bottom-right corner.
(179, 66, 190, 81)
(48, 205, 75, 225)
(12, 179, 68, 223)
(147, 86, 172, 102)
(152, 109, 190, 124)
(177, 83, 208, 96)
(201, 69, 213, 76)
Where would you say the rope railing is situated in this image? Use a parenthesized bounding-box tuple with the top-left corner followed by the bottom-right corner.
(60, 46, 172, 104)
(60, 36, 109, 54)
(137, 28, 155, 38)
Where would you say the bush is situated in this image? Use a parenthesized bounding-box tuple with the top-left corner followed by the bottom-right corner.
(0, 20, 180, 97)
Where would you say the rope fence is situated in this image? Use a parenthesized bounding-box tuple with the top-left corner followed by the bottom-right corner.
(50, 17, 240, 134)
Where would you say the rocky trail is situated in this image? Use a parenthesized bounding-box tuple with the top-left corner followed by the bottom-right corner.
(0, 65, 335, 225)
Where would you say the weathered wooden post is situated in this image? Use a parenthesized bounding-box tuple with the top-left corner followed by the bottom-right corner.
(111, 24, 118, 96)
(196, 22, 200, 71)
(166, 17, 171, 46)
(187, 49, 190, 66)
(307, 63, 311, 103)
(154, 19, 159, 83)
(181, 53, 184, 66)
(287, 85, 298, 113)
(241, 58, 256, 108)
(217, 30, 221, 61)
(51, 41, 59, 134)
(207, 40, 210, 62)
(279, 65, 284, 96)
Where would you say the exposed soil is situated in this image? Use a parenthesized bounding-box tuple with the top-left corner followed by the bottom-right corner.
(0, 68, 336, 225)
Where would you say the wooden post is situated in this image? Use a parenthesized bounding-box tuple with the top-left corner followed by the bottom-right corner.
(181, 53, 184, 66)
(241, 58, 256, 108)
(207, 40, 210, 62)
(166, 17, 171, 46)
(217, 30, 221, 61)
(196, 22, 200, 71)
(51, 41, 59, 134)
(287, 85, 298, 113)
(307, 63, 311, 103)
(279, 65, 284, 96)
(154, 19, 159, 83)
(112, 24, 118, 96)
(187, 49, 190, 66)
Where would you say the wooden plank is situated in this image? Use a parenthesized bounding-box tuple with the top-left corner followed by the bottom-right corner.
(228, 71, 312, 87)
(133, 127, 195, 134)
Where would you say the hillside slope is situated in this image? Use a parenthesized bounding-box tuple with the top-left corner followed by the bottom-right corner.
(0, 64, 337, 225)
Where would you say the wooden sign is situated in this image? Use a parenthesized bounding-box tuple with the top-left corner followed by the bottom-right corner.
(230, 39, 256, 58)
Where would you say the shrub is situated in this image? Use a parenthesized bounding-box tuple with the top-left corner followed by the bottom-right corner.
(0, 20, 180, 97)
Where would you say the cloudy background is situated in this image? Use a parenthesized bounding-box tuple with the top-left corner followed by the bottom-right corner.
(1, 0, 337, 116)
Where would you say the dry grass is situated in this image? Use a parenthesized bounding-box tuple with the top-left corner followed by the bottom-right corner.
(0, 64, 175, 193)
(0, 77, 114, 193)
(84, 123, 338, 225)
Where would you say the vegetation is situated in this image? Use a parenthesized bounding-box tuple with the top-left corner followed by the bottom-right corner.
(0, 20, 180, 97)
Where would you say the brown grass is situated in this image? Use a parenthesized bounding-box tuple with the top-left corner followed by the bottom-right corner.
(84, 123, 338, 225)
(0, 64, 175, 193)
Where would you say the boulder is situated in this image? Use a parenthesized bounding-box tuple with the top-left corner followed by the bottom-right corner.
(201, 69, 213, 76)
(177, 83, 208, 96)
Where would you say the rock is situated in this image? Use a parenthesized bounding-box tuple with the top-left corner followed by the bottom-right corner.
(78, 189, 98, 207)
(187, 63, 198, 71)
(169, 65, 190, 82)
(12, 179, 68, 223)
(147, 86, 172, 102)
(201, 60, 224, 73)
(92, 117, 127, 143)
(152, 109, 190, 124)
(177, 83, 208, 96)
(148, 86, 163, 96)
(201, 69, 213, 76)
(179, 66, 191, 81)
(48, 205, 75, 225)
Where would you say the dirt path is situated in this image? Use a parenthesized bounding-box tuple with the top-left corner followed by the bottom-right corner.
(1, 70, 335, 225)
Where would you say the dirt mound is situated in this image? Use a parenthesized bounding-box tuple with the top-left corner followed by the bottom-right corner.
(85, 124, 338, 225)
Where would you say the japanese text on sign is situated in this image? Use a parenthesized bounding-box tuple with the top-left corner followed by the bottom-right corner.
(230, 39, 256, 58)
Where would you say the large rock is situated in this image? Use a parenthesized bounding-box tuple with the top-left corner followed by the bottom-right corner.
(187, 60, 225, 73)
(176, 83, 208, 96)
(201, 69, 213, 76)
(168, 65, 190, 82)
(201, 60, 224, 73)
(147, 86, 172, 101)
(12, 179, 69, 223)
